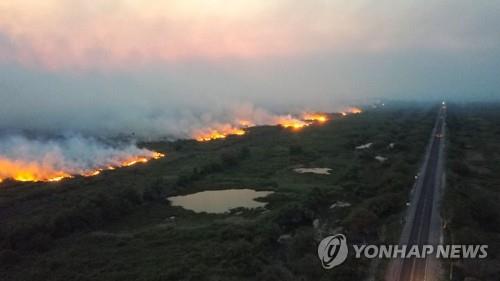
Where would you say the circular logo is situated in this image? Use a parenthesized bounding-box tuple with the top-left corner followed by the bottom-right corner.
(317, 234, 348, 269)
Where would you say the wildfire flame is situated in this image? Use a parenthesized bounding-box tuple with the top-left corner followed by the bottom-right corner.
(194, 125, 246, 142)
(275, 115, 309, 129)
(0, 158, 72, 182)
(341, 107, 363, 115)
(302, 113, 328, 123)
(82, 169, 102, 177)
(194, 114, 325, 142)
(194, 108, 362, 142)
(0, 152, 165, 183)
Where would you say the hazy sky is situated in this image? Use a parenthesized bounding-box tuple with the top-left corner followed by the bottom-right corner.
(1, 0, 499, 137)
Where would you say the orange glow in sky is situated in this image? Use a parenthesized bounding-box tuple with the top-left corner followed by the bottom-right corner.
(0, 0, 361, 69)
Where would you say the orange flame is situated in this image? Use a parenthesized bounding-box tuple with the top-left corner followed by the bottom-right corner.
(302, 113, 328, 123)
(0, 152, 165, 183)
(47, 175, 72, 182)
(82, 170, 101, 177)
(341, 107, 363, 115)
(194, 114, 313, 142)
(0, 158, 73, 183)
(194, 125, 246, 142)
(193, 108, 362, 142)
(275, 115, 309, 129)
(123, 157, 149, 167)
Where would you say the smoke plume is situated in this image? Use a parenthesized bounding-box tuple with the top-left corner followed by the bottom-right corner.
(0, 134, 162, 182)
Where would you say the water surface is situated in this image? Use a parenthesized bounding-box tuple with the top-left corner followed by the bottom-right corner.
(167, 189, 274, 214)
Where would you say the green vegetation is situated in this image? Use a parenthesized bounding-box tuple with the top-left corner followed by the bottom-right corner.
(443, 103, 500, 280)
(0, 104, 435, 281)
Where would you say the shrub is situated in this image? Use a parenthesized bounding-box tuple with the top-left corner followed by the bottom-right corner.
(289, 145, 303, 155)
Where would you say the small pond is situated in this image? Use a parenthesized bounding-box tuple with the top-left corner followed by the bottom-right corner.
(167, 189, 274, 214)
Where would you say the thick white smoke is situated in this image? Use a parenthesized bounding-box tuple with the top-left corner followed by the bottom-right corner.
(0, 134, 161, 182)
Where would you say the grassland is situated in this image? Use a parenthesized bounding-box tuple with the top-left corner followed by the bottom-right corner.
(443, 103, 500, 281)
(0, 103, 436, 281)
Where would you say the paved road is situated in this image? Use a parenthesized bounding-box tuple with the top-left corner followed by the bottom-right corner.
(387, 105, 446, 281)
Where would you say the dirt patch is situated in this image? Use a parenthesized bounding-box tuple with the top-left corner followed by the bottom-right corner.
(294, 168, 332, 175)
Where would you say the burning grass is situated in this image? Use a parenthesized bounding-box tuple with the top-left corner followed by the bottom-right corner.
(302, 113, 328, 123)
(0, 151, 165, 183)
(192, 110, 360, 142)
(193, 115, 310, 142)
(0, 104, 436, 281)
(193, 116, 309, 142)
(341, 107, 363, 116)
(194, 125, 246, 142)
(274, 115, 310, 129)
